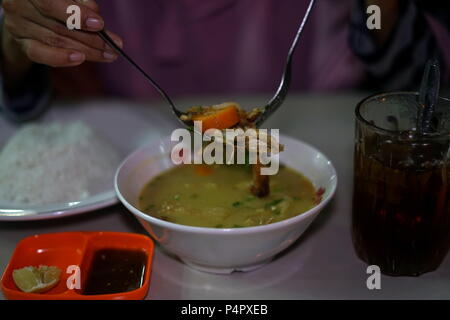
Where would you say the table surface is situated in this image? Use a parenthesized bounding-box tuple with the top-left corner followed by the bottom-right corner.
(2, 93, 450, 300)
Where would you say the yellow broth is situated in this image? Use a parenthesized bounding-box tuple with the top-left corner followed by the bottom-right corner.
(138, 164, 317, 228)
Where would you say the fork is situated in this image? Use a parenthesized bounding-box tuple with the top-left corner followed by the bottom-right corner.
(255, 0, 315, 127)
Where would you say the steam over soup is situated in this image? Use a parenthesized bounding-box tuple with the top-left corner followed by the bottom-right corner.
(138, 164, 318, 228)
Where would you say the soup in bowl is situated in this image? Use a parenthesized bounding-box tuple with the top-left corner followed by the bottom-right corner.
(115, 135, 337, 274)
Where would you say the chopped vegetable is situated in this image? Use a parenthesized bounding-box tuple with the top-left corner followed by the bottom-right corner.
(265, 199, 284, 210)
(195, 164, 214, 176)
(191, 103, 240, 132)
(315, 187, 325, 204)
(232, 201, 242, 208)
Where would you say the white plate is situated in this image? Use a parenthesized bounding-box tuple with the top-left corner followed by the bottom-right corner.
(0, 100, 177, 221)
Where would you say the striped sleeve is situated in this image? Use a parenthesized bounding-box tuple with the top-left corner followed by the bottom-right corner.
(349, 0, 442, 91)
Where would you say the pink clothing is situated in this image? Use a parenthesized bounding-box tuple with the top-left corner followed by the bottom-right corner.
(94, 0, 365, 99)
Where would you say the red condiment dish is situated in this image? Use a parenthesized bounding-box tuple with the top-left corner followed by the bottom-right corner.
(1, 232, 154, 300)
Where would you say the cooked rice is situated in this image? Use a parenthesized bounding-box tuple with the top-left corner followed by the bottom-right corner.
(0, 121, 121, 206)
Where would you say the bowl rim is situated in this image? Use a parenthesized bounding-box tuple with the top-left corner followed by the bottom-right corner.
(114, 134, 337, 235)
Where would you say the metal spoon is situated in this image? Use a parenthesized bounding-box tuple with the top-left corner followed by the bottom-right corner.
(97, 30, 187, 126)
(255, 0, 316, 127)
(418, 58, 440, 134)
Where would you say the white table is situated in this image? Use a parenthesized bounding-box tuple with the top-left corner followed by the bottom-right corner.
(2, 93, 450, 299)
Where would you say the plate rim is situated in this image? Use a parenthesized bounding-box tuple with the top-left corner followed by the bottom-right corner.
(0, 191, 118, 221)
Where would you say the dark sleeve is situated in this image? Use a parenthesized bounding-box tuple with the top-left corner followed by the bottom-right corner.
(416, 1, 450, 30)
(348, 0, 443, 91)
(0, 7, 52, 122)
(0, 64, 52, 122)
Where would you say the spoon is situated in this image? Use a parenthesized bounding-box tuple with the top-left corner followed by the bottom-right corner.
(97, 30, 187, 126)
(255, 0, 316, 127)
(417, 58, 440, 134)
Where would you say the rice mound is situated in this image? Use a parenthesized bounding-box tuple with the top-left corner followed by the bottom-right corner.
(0, 121, 121, 206)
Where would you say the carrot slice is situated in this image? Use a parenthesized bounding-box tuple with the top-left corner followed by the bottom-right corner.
(194, 164, 214, 176)
(192, 104, 240, 132)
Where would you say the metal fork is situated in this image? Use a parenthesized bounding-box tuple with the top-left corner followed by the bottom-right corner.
(255, 0, 315, 127)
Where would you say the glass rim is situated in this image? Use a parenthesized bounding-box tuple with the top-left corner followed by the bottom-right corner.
(355, 91, 450, 138)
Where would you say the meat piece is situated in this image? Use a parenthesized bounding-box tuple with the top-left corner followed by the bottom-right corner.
(250, 162, 270, 198)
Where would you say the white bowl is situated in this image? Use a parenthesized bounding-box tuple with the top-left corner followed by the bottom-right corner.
(115, 135, 337, 274)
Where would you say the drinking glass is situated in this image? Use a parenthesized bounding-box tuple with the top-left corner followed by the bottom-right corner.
(352, 92, 450, 276)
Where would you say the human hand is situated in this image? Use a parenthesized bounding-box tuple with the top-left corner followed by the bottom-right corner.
(1, 0, 123, 68)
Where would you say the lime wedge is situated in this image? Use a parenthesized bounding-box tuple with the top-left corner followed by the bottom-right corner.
(12, 265, 61, 293)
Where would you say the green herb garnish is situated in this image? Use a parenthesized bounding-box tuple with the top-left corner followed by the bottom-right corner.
(265, 199, 284, 210)
(232, 201, 242, 208)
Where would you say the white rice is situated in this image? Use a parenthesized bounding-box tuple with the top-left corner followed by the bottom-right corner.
(0, 121, 121, 206)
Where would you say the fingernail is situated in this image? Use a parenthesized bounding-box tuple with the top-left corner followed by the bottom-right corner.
(114, 38, 123, 49)
(103, 51, 117, 60)
(86, 17, 103, 30)
(69, 52, 85, 62)
(106, 33, 123, 49)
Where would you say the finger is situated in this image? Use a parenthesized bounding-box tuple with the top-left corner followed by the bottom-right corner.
(38, 15, 123, 52)
(18, 38, 86, 67)
(29, 0, 104, 31)
(73, 0, 100, 13)
(102, 30, 123, 51)
(6, 16, 118, 63)
(5, 0, 123, 52)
